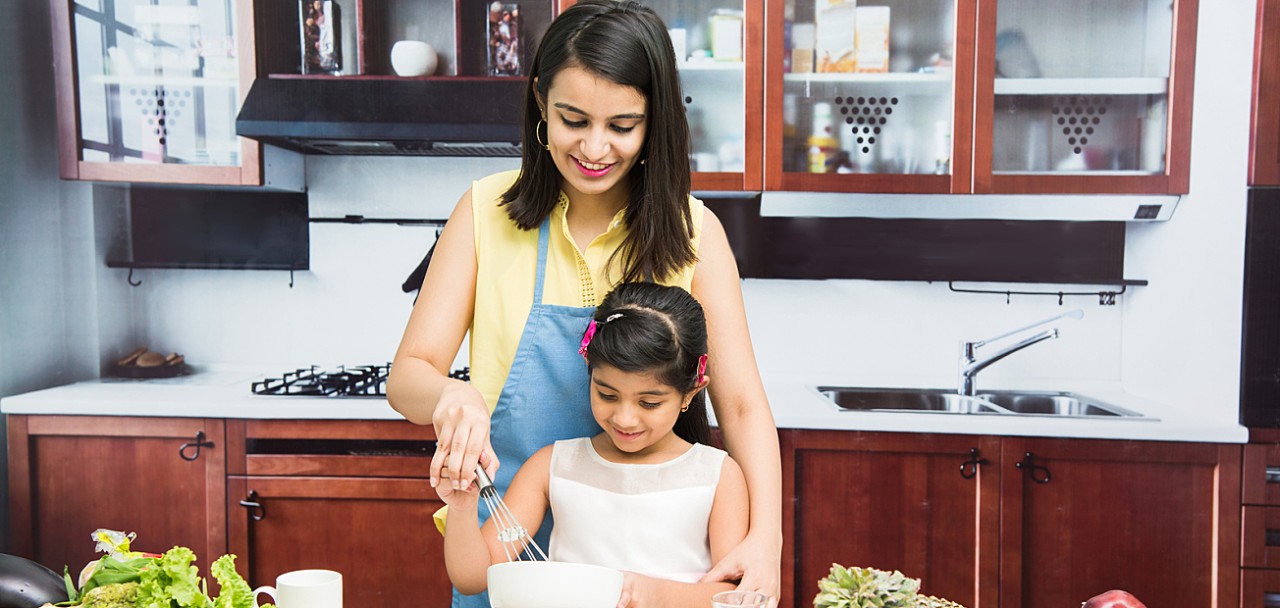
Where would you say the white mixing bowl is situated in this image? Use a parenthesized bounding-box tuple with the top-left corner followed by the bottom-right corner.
(487, 561, 624, 608)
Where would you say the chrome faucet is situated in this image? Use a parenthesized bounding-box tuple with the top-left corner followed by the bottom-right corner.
(958, 309, 1084, 396)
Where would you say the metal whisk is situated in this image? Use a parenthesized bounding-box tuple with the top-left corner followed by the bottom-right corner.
(475, 465, 548, 562)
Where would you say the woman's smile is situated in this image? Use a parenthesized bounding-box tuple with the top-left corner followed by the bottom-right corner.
(573, 156, 615, 177)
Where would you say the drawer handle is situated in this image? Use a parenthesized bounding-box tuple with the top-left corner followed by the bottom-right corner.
(1015, 452, 1051, 484)
(1266, 467, 1280, 484)
(959, 447, 988, 479)
(240, 490, 266, 521)
(1267, 528, 1280, 547)
(178, 431, 215, 461)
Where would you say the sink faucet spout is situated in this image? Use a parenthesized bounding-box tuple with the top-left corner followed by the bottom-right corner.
(958, 308, 1083, 396)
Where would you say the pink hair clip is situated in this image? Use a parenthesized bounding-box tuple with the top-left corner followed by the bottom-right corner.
(696, 354, 708, 384)
(578, 319, 598, 359)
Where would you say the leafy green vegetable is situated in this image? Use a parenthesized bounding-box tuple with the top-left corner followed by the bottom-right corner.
(81, 581, 139, 608)
(813, 564, 921, 608)
(83, 556, 154, 595)
(136, 547, 208, 608)
(209, 555, 253, 608)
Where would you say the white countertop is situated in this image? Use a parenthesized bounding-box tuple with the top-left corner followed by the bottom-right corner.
(0, 365, 1250, 443)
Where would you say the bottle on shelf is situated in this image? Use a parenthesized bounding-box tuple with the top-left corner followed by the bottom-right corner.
(933, 120, 952, 175)
(807, 102, 838, 173)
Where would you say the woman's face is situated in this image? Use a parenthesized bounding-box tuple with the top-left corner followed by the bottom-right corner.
(540, 66, 648, 204)
(589, 364, 690, 456)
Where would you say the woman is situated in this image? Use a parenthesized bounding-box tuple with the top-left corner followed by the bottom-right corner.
(387, 2, 781, 606)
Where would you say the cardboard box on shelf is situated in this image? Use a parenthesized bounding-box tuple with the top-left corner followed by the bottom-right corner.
(855, 6, 890, 73)
(791, 23, 816, 73)
(815, 0, 857, 73)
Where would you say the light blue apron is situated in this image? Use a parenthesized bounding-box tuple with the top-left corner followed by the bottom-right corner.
(453, 215, 601, 608)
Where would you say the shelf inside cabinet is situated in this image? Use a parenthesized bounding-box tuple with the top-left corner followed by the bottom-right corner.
(86, 75, 239, 89)
(784, 72, 952, 85)
(994, 77, 1168, 96)
(678, 61, 746, 72)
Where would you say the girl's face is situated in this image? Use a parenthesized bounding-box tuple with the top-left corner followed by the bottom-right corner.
(540, 66, 648, 205)
(589, 364, 692, 457)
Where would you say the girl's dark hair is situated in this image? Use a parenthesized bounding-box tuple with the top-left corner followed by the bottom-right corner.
(583, 282, 710, 445)
(500, 0, 695, 284)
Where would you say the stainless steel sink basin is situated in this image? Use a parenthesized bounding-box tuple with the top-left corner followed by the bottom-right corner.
(815, 386, 1154, 419)
(815, 387, 1007, 415)
(973, 390, 1149, 419)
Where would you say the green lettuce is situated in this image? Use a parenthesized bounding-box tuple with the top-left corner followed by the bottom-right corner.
(209, 555, 253, 608)
(135, 547, 208, 608)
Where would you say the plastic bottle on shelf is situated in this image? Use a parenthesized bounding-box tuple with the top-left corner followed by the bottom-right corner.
(807, 102, 838, 173)
(933, 120, 952, 175)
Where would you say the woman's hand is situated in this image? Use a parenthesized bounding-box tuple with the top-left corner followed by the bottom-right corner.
(430, 380, 497, 492)
(699, 531, 781, 608)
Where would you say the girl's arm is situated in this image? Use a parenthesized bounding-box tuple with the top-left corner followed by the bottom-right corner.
(691, 210, 783, 604)
(617, 456, 750, 608)
(388, 188, 494, 492)
(440, 445, 554, 595)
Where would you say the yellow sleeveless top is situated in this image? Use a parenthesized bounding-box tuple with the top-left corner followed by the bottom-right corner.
(469, 169, 703, 413)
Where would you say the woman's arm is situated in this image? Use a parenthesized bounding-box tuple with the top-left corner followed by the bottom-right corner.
(439, 445, 554, 595)
(691, 210, 783, 604)
(387, 188, 493, 491)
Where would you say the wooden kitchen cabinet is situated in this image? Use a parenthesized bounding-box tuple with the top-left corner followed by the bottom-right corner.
(783, 430, 1000, 608)
(225, 419, 452, 608)
(764, 0, 1198, 195)
(1242, 434, 1280, 607)
(782, 431, 1240, 608)
(48, 0, 289, 186)
(1251, 0, 1280, 186)
(6, 415, 227, 573)
(999, 438, 1240, 608)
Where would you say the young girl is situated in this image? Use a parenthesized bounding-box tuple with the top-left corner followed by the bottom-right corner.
(435, 282, 750, 608)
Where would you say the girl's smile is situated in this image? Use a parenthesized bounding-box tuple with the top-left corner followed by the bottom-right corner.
(589, 364, 690, 460)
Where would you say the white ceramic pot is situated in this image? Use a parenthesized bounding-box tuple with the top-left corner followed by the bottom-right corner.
(390, 40, 437, 77)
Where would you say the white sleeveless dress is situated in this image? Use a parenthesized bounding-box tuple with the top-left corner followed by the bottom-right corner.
(547, 437, 727, 583)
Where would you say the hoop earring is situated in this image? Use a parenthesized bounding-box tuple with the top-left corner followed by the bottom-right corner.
(535, 119, 550, 151)
(680, 403, 689, 413)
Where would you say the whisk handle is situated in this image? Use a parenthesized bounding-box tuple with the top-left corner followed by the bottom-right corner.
(475, 464, 495, 492)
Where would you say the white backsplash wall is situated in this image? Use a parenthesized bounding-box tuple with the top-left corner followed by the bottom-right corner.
(742, 279, 1121, 385)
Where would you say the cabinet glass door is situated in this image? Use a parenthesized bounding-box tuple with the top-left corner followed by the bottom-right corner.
(68, 0, 248, 175)
(630, 0, 762, 190)
(767, 0, 976, 193)
(974, 0, 1196, 193)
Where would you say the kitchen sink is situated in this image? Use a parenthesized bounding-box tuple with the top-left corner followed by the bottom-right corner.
(973, 390, 1150, 419)
(815, 387, 1007, 415)
(815, 386, 1154, 419)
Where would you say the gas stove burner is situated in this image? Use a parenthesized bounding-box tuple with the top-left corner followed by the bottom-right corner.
(252, 364, 470, 397)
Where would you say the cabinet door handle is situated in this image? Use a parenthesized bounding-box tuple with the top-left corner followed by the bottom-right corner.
(240, 491, 266, 521)
(1015, 451, 1051, 484)
(959, 447, 989, 479)
(178, 431, 215, 461)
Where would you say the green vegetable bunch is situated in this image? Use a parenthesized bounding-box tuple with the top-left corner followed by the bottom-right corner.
(61, 533, 270, 608)
(813, 564, 922, 608)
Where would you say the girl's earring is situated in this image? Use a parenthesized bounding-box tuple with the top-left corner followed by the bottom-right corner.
(680, 403, 689, 412)
(536, 118, 550, 151)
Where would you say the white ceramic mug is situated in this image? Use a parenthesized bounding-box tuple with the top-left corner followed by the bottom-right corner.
(253, 569, 342, 608)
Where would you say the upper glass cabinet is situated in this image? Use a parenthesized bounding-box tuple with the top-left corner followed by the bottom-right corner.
(52, 0, 263, 185)
(624, 0, 763, 190)
(973, 0, 1197, 193)
(1252, 0, 1280, 187)
(766, 0, 976, 193)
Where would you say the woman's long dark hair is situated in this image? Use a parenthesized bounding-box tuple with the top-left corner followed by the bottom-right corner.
(500, 1, 695, 284)
(582, 282, 710, 445)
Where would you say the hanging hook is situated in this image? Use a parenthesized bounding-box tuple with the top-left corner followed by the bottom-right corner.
(127, 268, 142, 287)
(289, 269, 295, 289)
(1005, 291, 1011, 305)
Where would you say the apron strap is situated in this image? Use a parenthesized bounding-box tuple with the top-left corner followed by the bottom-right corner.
(533, 215, 552, 305)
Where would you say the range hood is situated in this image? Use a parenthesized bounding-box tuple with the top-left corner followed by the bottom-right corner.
(236, 77, 526, 156)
